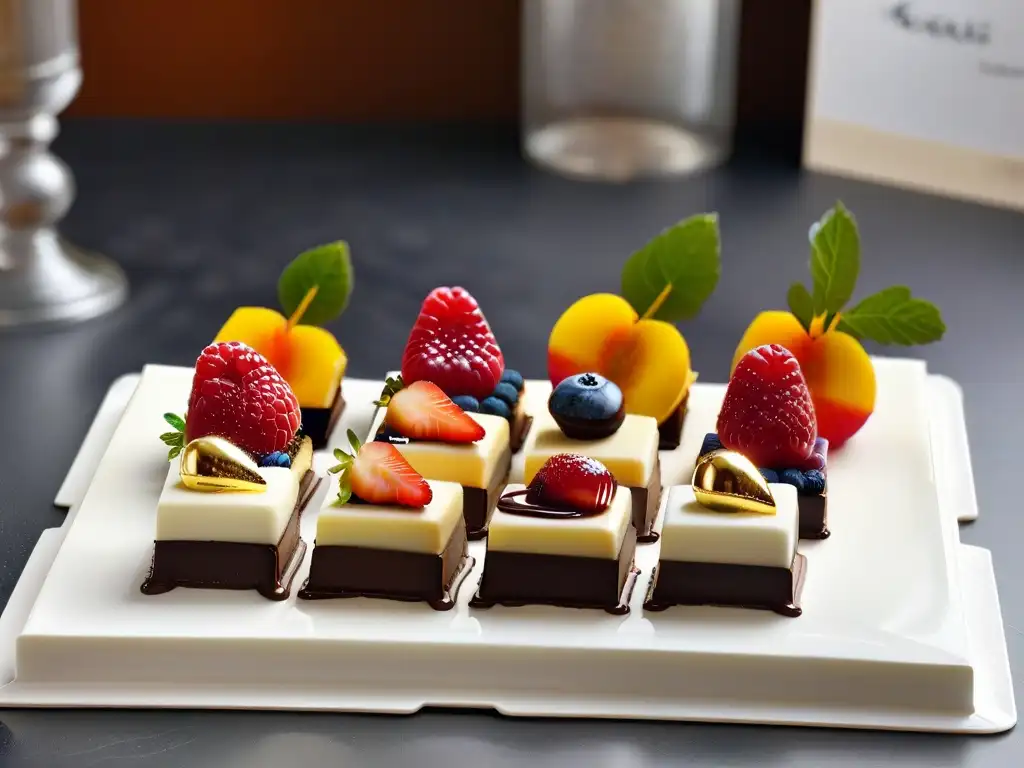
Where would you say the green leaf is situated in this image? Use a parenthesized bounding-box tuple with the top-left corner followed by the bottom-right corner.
(277, 242, 354, 327)
(809, 202, 860, 316)
(167, 445, 182, 461)
(336, 484, 353, 505)
(163, 413, 185, 432)
(374, 375, 405, 407)
(836, 287, 946, 345)
(347, 429, 361, 453)
(620, 214, 721, 323)
(787, 283, 815, 332)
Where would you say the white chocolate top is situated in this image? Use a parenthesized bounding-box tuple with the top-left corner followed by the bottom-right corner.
(486, 484, 632, 559)
(523, 413, 659, 488)
(155, 464, 299, 545)
(659, 484, 799, 569)
(315, 480, 464, 554)
(368, 409, 510, 489)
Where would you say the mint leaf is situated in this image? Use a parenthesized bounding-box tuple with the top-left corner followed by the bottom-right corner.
(620, 214, 720, 322)
(787, 283, 815, 332)
(278, 242, 354, 327)
(163, 413, 185, 432)
(809, 203, 860, 317)
(837, 286, 946, 345)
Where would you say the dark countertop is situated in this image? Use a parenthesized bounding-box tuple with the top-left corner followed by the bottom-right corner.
(0, 120, 1022, 767)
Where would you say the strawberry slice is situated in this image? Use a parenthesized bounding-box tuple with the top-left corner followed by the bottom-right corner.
(386, 380, 485, 443)
(401, 286, 504, 399)
(717, 344, 818, 469)
(329, 431, 433, 508)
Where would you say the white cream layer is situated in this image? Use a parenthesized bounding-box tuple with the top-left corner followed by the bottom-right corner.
(316, 480, 464, 554)
(486, 484, 632, 559)
(523, 412, 659, 488)
(659, 484, 799, 569)
(155, 464, 299, 545)
(368, 409, 510, 489)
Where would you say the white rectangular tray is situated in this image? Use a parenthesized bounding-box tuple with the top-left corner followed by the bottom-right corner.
(0, 361, 1014, 733)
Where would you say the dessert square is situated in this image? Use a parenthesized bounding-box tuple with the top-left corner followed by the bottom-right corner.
(142, 462, 318, 601)
(657, 393, 689, 450)
(472, 484, 638, 613)
(300, 480, 472, 609)
(368, 408, 512, 539)
(646, 484, 805, 616)
(523, 413, 662, 541)
(302, 387, 346, 449)
(698, 433, 829, 539)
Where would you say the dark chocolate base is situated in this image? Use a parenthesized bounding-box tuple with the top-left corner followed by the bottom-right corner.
(463, 446, 513, 540)
(657, 394, 689, 451)
(298, 521, 472, 610)
(509, 401, 534, 455)
(471, 526, 639, 615)
(631, 458, 663, 543)
(644, 553, 806, 617)
(141, 471, 320, 601)
(301, 388, 346, 450)
(798, 493, 830, 540)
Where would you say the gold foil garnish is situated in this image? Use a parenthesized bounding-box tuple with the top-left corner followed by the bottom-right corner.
(692, 450, 776, 515)
(179, 436, 267, 493)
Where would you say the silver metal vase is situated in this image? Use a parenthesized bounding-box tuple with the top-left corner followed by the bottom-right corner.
(0, 0, 126, 328)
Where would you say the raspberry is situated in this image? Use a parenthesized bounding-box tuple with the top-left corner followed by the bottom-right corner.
(716, 344, 818, 469)
(185, 342, 300, 456)
(401, 286, 504, 400)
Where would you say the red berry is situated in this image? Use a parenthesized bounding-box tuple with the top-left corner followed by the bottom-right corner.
(716, 344, 818, 469)
(386, 380, 485, 443)
(527, 454, 617, 514)
(185, 341, 300, 456)
(351, 442, 433, 507)
(401, 286, 504, 400)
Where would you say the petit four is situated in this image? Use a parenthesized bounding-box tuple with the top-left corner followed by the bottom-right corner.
(371, 379, 511, 539)
(548, 214, 720, 449)
(300, 431, 473, 609)
(646, 451, 805, 617)
(708, 343, 830, 539)
(472, 454, 639, 613)
(732, 202, 945, 447)
(143, 342, 319, 600)
(524, 373, 662, 542)
(215, 242, 354, 448)
(401, 286, 532, 452)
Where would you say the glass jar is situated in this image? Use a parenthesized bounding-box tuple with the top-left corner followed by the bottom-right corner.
(521, 0, 741, 181)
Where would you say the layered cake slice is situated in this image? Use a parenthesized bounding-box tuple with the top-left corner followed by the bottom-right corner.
(143, 342, 319, 601)
(472, 454, 639, 613)
(706, 344, 830, 539)
(523, 373, 662, 542)
(399, 286, 532, 452)
(300, 432, 473, 609)
(646, 450, 805, 617)
(214, 242, 354, 448)
(370, 379, 511, 539)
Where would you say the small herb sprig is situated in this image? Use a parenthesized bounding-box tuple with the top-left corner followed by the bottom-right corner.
(160, 413, 186, 460)
(787, 202, 945, 345)
(373, 375, 405, 407)
(327, 429, 363, 505)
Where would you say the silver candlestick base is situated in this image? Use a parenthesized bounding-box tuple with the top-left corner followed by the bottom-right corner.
(0, 0, 126, 328)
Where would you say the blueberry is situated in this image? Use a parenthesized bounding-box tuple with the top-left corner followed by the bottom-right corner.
(700, 432, 724, 457)
(778, 468, 806, 492)
(492, 382, 519, 407)
(479, 396, 512, 421)
(501, 369, 524, 392)
(451, 394, 480, 412)
(548, 373, 625, 439)
(259, 451, 291, 468)
(759, 468, 779, 484)
(802, 469, 826, 495)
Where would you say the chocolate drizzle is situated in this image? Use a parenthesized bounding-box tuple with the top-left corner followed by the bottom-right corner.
(496, 489, 609, 519)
